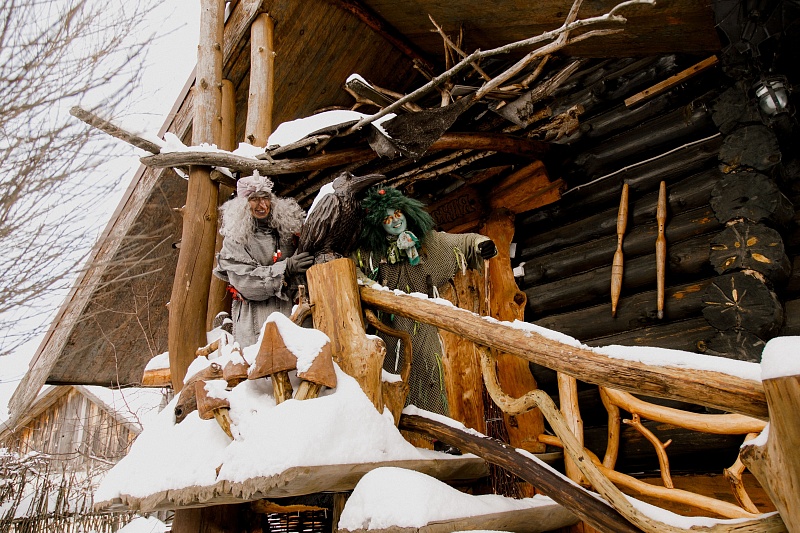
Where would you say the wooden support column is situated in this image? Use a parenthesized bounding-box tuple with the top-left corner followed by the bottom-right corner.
(205, 79, 237, 331)
(439, 270, 486, 433)
(168, 0, 223, 392)
(169, 0, 224, 390)
(172, 1, 225, 530)
(306, 258, 385, 411)
(245, 13, 275, 146)
(481, 210, 546, 455)
(741, 368, 800, 530)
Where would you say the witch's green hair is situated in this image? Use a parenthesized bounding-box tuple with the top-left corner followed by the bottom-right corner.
(360, 186, 435, 256)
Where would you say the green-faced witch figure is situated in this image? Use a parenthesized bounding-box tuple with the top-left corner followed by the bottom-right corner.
(355, 186, 498, 417)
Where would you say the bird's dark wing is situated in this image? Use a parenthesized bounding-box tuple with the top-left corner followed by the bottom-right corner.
(298, 193, 341, 255)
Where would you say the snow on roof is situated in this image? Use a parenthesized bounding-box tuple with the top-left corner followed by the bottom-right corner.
(95, 365, 453, 503)
(338, 466, 575, 530)
(144, 352, 169, 371)
(117, 516, 168, 533)
(81, 386, 166, 431)
(760, 336, 800, 380)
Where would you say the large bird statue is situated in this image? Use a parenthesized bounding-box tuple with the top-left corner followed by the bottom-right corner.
(298, 171, 385, 263)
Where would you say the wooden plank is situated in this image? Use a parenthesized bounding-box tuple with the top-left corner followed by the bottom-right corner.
(96, 456, 489, 512)
(625, 56, 718, 107)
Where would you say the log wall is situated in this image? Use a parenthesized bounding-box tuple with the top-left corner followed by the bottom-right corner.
(509, 54, 797, 472)
(515, 57, 793, 362)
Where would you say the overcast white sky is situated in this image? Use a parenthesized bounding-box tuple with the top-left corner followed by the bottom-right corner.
(0, 1, 201, 422)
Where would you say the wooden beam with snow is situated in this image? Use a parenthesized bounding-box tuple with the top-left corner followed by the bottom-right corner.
(359, 285, 768, 419)
(139, 132, 548, 175)
(70, 106, 162, 154)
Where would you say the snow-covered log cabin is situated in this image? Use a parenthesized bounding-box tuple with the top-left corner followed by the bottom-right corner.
(8, 0, 800, 531)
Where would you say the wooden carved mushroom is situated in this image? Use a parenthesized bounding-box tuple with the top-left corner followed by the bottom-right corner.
(222, 345, 249, 388)
(195, 379, 234, 439)
(249, 316, 298, 404)
(296, 339, 337, 400)
(174, 362, 223, 423)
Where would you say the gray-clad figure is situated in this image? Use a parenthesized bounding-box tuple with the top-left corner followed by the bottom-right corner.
(213, 171, 313, 347)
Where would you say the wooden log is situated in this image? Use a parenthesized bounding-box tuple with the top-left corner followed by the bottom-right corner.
(702, 271, 784, 338)
(558, 373, 586, 485)
(69, 106, 162, 154)
(779, 299, 800, 336)
(697, 330, 766, 363)
(535, 279, 712, 342)
(611, 183, 629, 317)
(518, 167, 723, 260)
(245, 14, 274, 146)
(624, 56, 719, 107)
(656, 181, 667, 319)
(525, 232, 716, 317)
(521, 206, 722, 287)
(741, 369, 800, 530)
(710, 171, 794, 226)
(710, 222, 791, 282)
(307, 259, 385, 411)
(364, 309, 412, 425)
(205, 79, 236, 332)
(585, 317, 715, 353)
(399, 414, 641, 533)
(359, 286, 768, 419)
(168, 0, 224, 391)
(576, 86, 688, 142)
(518, 135, 723, 232)
(718, 125, 782, 172)
(711, 81, 762, 135)
(482, 210, 545, 454)
(572, 102, 715, 179)
(141, 133, 549, 176)
(174, 363, 223, 423)
(488, 160, 565, 214)
(438, 271, 487, 434)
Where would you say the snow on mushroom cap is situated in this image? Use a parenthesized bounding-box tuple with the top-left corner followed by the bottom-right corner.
(266, 312, 330, 373)
(761, 336, 800, 380)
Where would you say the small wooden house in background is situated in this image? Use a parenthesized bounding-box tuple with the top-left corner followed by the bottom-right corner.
(0, 386, 166, 531)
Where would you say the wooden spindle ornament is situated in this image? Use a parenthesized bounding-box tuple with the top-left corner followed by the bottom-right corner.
(656, 181, 667, 319)
(610, 183, 628, 317)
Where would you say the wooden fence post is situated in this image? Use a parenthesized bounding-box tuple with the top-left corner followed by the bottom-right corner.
(306, 258, 385, 411)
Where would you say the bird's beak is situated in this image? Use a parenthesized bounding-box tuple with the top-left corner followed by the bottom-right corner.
(351, 173, 385, 194)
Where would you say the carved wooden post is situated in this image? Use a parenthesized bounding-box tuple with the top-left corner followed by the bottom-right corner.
(439, 270, 486, 433)
(741, 339, 800, 530)
(245, 13, 275, 146)
(306, 258, 385, 411)
(168, 0, 223, 392)
(481, 210, 546, 454)
(205, 78, 236, 331)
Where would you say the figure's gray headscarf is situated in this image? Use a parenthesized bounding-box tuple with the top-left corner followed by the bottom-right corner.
(236, 170, 273, 199)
